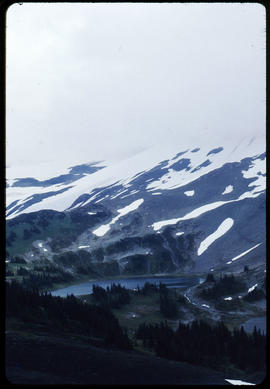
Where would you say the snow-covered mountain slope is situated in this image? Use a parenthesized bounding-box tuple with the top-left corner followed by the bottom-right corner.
(6, 135, 266, 275)
(6, 162, 105, 218)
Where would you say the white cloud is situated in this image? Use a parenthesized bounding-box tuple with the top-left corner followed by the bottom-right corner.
(6, 3, 265, 171)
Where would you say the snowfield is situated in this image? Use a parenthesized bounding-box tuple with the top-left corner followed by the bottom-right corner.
(6, 135, 265, 219)
(146, 136, 264, 192)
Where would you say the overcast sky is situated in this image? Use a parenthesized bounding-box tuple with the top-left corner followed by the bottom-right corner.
(6, 2, 266, 170)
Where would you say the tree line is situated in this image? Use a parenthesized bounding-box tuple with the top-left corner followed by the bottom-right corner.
(92, 283, 131, 309)
(6, 280, 132, 350)
(199, 274, 247, 300)
(92, 281, 180, 318)
(135, 319, 266, 372)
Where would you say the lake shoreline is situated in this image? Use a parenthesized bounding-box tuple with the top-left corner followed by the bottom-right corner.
(50, 273, 204, 297)
(49, 271, 206, 293)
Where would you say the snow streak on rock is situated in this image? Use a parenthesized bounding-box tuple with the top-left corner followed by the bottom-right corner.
(93, 199, 144, 237)
(248, 284, 258, 293)
(151, 185, 263, 232)
(226, 243, 262, 264)
(197, 218, 234, 256)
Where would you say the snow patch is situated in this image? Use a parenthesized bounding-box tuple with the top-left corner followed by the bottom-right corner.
(242, 157, 266, 178)
(92, 199, 144, 237)
(248, 284, 258, 293)
(117, 199, 144, 217)
(224, 297, 232, 301)
(78, 245, 90, 249)
(152, 201, 231, 231)
(222, 185, 233, 195)
(92, 224, 111, 237)
(184, 190, 195, 197)
(151, 185, 263, 232)
(202, 304, 210, 308)
(176, 232, 184, 236)
(225, 379, 255, 385)
(197, 218, 234, 256)
(241, 156, 266, 193)
(152, 218, 182, 231)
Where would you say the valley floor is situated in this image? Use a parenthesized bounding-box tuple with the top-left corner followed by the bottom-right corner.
(76, 271, 266, 335)
(182, 283, 266, 333)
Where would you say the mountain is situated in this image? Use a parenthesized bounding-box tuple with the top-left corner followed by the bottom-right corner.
(6, 136, 266, 277)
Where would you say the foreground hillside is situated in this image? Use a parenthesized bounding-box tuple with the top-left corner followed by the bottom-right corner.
(5, 329, 235, 385)
(5, 281, 265, 385)
(7, 328, 265, 385)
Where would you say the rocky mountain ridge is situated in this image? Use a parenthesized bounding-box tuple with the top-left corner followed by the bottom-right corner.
(6, 136, 266, 276)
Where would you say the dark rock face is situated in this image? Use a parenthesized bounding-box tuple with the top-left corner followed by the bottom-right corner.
(207, 147, 224, 156)
(11, 163, 104, 188)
